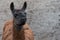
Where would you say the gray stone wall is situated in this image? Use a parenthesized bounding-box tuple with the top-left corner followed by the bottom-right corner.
(0, 0, 60, 40)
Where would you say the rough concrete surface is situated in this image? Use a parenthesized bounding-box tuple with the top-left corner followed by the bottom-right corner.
(0, 0, 60, 40)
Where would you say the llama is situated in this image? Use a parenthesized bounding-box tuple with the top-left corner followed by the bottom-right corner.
(2, 2, 34, 40)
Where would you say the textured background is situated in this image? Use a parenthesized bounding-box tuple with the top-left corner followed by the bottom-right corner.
(0, 0, 60, 40)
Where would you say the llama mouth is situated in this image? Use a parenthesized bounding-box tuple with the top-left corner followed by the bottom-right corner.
(15, 25, 23, 31)
(16, 22, 25, 26)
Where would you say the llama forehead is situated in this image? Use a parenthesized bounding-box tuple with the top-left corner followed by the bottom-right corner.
(14, 9, 26, 14)
(12, 9, 26, 18)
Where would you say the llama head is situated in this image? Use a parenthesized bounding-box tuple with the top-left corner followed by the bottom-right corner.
(10, 2, 27, 26)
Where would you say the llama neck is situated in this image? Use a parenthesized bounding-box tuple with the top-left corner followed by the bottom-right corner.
(13, 26, 25, 40)
(14, 24, 23, 31)
(13, 20, 25, 40)
(13, 24, 25, 40)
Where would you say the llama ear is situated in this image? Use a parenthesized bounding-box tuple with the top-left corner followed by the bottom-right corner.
(21, 1, 27, 11)
(10, 2, 14, 11)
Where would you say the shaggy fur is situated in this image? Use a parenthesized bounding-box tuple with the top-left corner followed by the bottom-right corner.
(2, 20, 34, 40)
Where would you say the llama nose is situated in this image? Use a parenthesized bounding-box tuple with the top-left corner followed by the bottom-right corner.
(18, 17, 26, 21)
